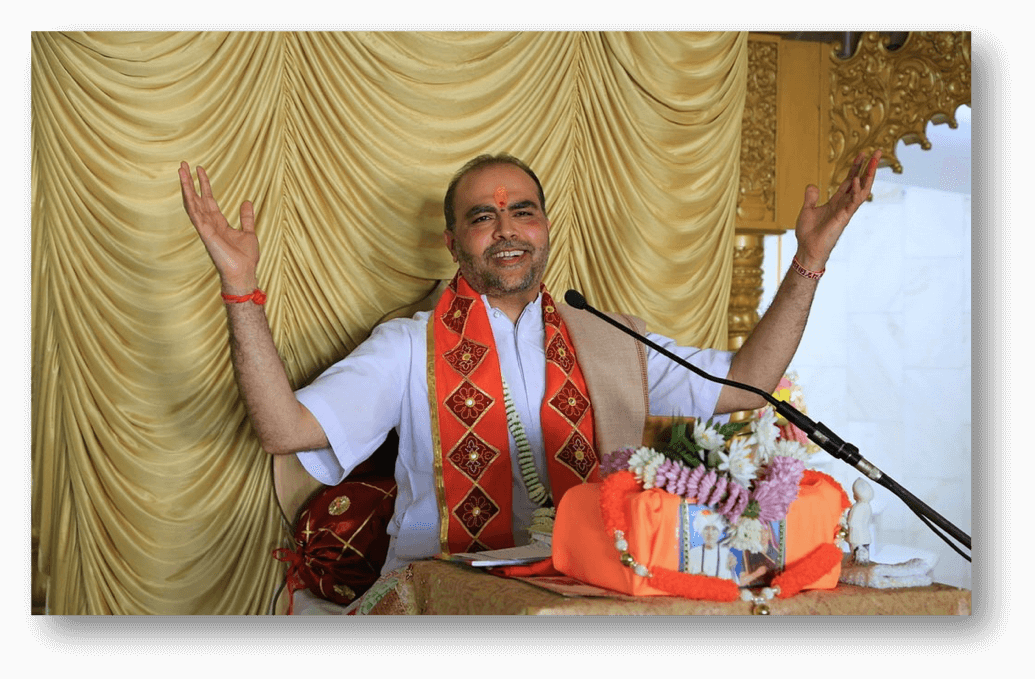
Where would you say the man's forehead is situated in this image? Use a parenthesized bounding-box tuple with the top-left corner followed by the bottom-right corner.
(456, 164, 539, 205)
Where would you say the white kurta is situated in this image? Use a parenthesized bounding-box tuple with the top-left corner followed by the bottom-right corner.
(686, 545, 740, 582)
(294, 294, 733, 573)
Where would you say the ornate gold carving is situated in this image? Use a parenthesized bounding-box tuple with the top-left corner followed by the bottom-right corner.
(739, 39, 779, 222)
(828, 31, 971, 186)
(728, 233, 766, 351)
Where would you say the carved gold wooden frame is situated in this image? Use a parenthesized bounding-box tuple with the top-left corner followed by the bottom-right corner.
(731, 31, 970, 351)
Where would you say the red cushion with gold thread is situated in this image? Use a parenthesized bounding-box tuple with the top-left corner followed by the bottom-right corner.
(283, 476, 397, 606)
(273, 426, 399, 613)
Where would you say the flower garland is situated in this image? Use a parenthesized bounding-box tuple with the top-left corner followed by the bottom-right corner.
(501, 377, 550, 508)
(607, 407, 812, 554)
(770, 543, 844, 598)
(597, 375, 845, 603)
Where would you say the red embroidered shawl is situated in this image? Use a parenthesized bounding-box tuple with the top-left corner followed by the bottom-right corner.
(428, 274, 600, 553)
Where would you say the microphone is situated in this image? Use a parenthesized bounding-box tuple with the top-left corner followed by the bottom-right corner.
(564, 289, 972, 557)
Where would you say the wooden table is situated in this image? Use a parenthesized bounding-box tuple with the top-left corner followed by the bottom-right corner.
(339, 559, 970, 615)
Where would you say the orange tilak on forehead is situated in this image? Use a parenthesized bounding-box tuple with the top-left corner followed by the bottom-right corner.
(494, 186, 508, 209)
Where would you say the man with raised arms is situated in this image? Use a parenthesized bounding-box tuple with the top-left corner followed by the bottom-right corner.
(178, 151, 879, 572)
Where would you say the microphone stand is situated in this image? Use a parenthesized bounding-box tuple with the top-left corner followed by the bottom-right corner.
(564, 290, 971, 560)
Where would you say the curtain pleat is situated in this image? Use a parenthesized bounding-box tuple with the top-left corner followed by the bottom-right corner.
(31, 30, 746, 614)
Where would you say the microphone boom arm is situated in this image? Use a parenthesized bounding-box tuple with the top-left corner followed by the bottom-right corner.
(564, 289, 971, 556)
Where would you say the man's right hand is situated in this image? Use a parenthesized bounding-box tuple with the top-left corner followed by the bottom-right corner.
(179, 162, 260, 293)
(177, 161, 330, 455)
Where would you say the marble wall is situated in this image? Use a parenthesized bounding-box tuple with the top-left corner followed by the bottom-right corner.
(761, 178, 972, 589)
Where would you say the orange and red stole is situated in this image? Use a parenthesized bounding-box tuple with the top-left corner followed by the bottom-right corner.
(428, 274, 601, 554)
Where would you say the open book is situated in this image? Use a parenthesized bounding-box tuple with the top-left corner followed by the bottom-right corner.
(437, 541, 551, 568)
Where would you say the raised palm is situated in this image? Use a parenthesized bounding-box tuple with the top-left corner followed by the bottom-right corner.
(179, 162, 259, 290)
(795, 149, 881, 270)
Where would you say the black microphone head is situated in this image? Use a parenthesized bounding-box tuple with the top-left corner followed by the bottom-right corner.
(564, 289, 587, 309)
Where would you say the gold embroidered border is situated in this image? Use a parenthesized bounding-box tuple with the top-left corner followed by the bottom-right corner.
(426, 317, 451, 554)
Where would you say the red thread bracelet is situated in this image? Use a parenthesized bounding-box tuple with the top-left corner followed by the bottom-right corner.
(790, 257, 824, 280)
(221, 289, 267, 305)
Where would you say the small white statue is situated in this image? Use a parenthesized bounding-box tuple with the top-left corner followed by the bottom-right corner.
(839, 477, 934, 588)
(847, 478, 873, 564)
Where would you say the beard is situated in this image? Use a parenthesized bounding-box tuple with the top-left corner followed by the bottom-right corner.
(455, 238, 550, 298)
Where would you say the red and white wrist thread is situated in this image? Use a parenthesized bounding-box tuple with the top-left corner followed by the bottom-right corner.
(790, 257, 824, 281)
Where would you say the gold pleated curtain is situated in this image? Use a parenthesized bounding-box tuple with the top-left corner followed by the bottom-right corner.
(31, 31, 747, 614)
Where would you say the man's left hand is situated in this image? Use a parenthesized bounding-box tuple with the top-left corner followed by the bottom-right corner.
(794, 149, 882, 271)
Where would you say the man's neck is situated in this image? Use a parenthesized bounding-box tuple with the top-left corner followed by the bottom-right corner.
(485, 291, 539, 323)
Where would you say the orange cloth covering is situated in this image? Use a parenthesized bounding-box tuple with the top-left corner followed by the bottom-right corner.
(552, 471, 849, 597)
(554, 485, 678, 596)
(783, 470, 852, 590)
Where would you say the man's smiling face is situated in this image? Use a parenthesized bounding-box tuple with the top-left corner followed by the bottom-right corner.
(445, 163, 551, 310)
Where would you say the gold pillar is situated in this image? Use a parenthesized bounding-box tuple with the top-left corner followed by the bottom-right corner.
(728, 233, 765, 352)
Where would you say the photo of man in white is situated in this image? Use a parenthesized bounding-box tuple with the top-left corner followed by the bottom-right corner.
(686, 510, 740, 584)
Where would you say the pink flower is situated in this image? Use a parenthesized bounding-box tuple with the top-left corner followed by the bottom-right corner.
(654, 459, 681, 490)
(719, 482, 750, 523)
(705, 475, 728, 506)
(696, 470, 718, 503)
(673, 466, 694, 496)
(751, 456, 805, 522)
(684, 465, 708, 501)
(654, 460, 706, 502)
(600, 448, 636, 477)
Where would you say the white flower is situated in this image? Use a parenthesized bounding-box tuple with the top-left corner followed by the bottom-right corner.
(626, 446, 657, 470)
(693, 420, 726, 451)
(729, 517, 767, 553)
(627, 446, 666, 489)
(772, 438, 810, 462)
(750, 408, 780, 461)
(717, 437, 758, 487)
(785, 371, 806, 408)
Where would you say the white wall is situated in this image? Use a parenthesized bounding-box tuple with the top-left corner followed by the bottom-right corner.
(760, 106, 972, 588)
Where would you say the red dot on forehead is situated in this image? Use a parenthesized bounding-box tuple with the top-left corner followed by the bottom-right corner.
(494, 186, 508, 209)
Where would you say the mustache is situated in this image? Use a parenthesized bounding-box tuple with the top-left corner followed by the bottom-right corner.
(484, 241, 533, 257)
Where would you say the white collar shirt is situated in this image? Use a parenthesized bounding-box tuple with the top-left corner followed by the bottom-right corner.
(294, 294, 732, 573)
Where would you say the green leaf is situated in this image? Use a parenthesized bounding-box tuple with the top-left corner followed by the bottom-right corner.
(717, 420, 749, 438)
(741, 499, 761, 519)
(659, 418, 703, 467)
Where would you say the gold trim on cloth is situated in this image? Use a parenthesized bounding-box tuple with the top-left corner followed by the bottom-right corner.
(427, 316, 450, 553)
